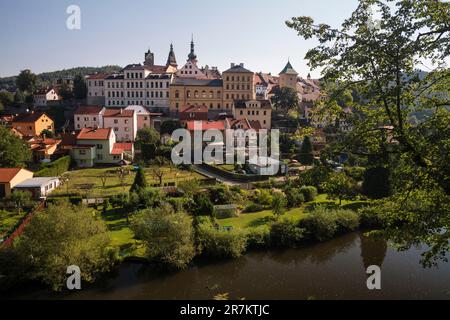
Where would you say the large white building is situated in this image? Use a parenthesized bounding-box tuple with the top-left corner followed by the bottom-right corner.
(102, 108, 137, 142)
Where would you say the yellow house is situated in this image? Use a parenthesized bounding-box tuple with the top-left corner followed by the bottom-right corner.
(12, 112, 54, 137)
(223, 63, 255, 111)
(0, 168, 34, 198)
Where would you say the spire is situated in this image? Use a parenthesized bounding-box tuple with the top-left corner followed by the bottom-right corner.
(166, 43, 178, 67)
(279, 60, 298, 75)
(188, 35, 197, 61)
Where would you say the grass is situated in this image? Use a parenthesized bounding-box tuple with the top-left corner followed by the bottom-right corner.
(51, 166, 206, 198)
(0, 210, 28, 239)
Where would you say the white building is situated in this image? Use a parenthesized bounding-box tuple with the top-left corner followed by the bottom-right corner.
(74, 105, 105, 130)
(86, 74, 107, 105)
(14, 177, 60, 198)
(33, 88, 61, 107)
(102, 108, 137, 142)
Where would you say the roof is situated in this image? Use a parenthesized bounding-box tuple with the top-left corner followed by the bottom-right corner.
(60, 132, 77, 147)
(223, 64, 253, 73)
(13, 112, 50, 123)
(234, 100, 272, 109)
(125, 105, 150, 115)
(77, 128, 112, 140)
(87, 73, 109, 80)
(15, 177, 59, 188)
(34, 87, 55, 95)
(0, 168, 31, 183)
(180, 104, 208, 113)
(186, 120, 225, 131)
(103, 108, 134, 118)
(112, 142, 133, 155)
(279, 61, 298, 75)
(172, 77, 223, 87)
(105, 74, 124, 80)
(74, 105, 104, 115)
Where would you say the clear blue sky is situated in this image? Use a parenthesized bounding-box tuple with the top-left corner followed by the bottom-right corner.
(0, 0, 360, 78)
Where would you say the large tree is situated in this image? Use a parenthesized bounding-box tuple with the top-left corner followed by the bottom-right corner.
(298, 136, 314, 165)
(73, 75, 88, 99)
(270, 86, 300, 114)
(0, 125, 31, 167)
(16, 69, 37, 93)
(0, 202, 115, 291)
(286, 0, 450, 265)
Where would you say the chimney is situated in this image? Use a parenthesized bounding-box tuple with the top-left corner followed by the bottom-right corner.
(231, 63, 235, 68)
(240, 63, 244, 67)
(120, 108, 123, 114)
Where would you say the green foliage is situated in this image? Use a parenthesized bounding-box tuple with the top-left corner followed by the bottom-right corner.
(358, 206, 385, 229)
(334, 209, 360, 233)
(299, 186, 318, 202)
(321, 172, 357, 205)
(40, 129, 55, 138)
(131, 205, 195, 269)
(0, 202, 115, 291)
(208, 185, 235, 205)
(130, 167, 147, 193)
(300, 207, 338, 241)
(110, 193, 129, 208)
(16, 70, 37, 93)
(255, 189, 273, 206)
(244, 202, 265, 213)
(285, 187, 305, 207)
(160, 120, 182, 135)
(344, 166, 365, 181)
(192, 193, 214, 216)
(197, 223, 247, 259)
(0, 91, 14, 107)
(271, 191, 287, 217)
(269, 219, 305, 247)
(298, 165, 331, 190)
(270, 86, 300, 114)
(69, 196, 82, 205)
(58, 82, 73, 100)
(362, 167, 392, 199)
(34, 156, 71, 177)
(246, 228, 270, 248)
(73, 75, 87, 99)
(298, 136, 314, 165)
(0, 126, 32, 168)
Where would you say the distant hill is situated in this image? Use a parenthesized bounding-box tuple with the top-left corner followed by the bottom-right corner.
(0, 65, 123, 91)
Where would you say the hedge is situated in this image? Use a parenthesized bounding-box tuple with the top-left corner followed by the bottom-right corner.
(35, 156, 72, 177)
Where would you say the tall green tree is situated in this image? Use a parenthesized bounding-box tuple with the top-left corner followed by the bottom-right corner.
(130, 167, 147, 193)
(321, 172, 356, 205)
(298, 136, 314, 165)
(0, 91, 14, 108)
(73, 75, 88, 99)
(270, 86, 300, 114)
(286, 0, 450, 265)
(0, 202, 115, 291)
(58, 82, 73, 100)
(271, 191, 288, 217)
(0, 125, 31, 167)
(16, 70, 37, 93)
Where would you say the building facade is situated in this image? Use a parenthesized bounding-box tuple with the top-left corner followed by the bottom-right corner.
(233, 100, 272, 129)
(102, 108, 137, 142)
(33, 88, 61, 107)
(74, 105, 105, 130)
(86, 74, 107, 105)
(12, 112, 54, 137)
(223, 63, 255, 111)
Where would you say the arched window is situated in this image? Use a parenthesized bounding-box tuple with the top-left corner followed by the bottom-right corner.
(194, 91, 199, 98)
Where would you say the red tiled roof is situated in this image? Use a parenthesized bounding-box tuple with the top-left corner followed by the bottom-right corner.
(180, 104, 208, 113)
(186, 120, 225, 131)
(87, 73, 109, 80)
(77, 128, 112, 140)
(0, 168, 27, 183)
(60, 132, 77, 147)
(103, 108, 134, 118)
(74, 105, 104, 115)
(113, 143, 133, 152)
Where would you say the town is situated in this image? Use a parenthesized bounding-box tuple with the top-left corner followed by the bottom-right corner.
(0, 0, 448, 301)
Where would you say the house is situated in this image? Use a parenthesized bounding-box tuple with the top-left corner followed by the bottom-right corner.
(86, 73, 108, 105)
(125, 105, 152, 130)
(33, 88, 61, 107)
(102, 108, 137, 142)
(247, 156, 285, 176)
(12, 112, 54, 137)
(26, 137, 62, 162)
(72, 127, 134, 167)
(74, 105, 105, 130)
(14, 177, 60, 198)
(233, 100, 272, 129)
(0, 168, 34, 198)
(179, 104, 209, 123)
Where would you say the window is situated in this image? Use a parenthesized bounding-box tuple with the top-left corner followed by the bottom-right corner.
(79, 149, 86, 155)
(97, 154, 103, 160)
(114, 119, 118, 124)
(97, 144, 103, 149)
(114, 127, 119, 131)
(175, 90, 179, 98)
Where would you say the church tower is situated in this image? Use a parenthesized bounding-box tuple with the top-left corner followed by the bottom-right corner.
(166, 43, 178, 67)
(144, 49, 154, 67)
(279, 60, 298, 90)
(187, 35, 197, 62)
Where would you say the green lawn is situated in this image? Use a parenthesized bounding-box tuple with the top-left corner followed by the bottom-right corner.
(51, 166, 207, 198)
(0, 210, 28, 239)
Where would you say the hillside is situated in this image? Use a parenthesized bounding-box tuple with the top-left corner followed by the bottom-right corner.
(0, 65, 123, 91)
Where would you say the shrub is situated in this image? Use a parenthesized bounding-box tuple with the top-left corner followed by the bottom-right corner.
(285, 188, 305, 207)
(244, 202, 264, 213)
(35, 156, 72, 177)
(269, 219, 305, 247)
(334, 209, 360, 232)
(255, 189, 273, 206)
(344, 166, 365, 181)
(246, 228, 270, 248)
(192, 193, 214, 216)
(359, 206, 385, 229)
(197, 224, 247, 258)
(299, 186, 318, 202)
(300, 207, 338, 241)
(208, 185, 235, 205)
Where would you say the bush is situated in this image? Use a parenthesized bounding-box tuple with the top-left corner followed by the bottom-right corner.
(359, 206, 385, 229)
(69, 196, 82, 205)
(197, 223, 247, 258)
(35, 156, 72, 177)
(269, 219, 305, 247)
(246, 228, 270, 248)
(344, 166, 365, 181)
(285, 188, 305, 207)
(255, 189, 273, 206)
(300, 207, 338, 241)
(244, 202, 264, 213)
(299, 186, 318, 202)
(334, 209, 360, 232)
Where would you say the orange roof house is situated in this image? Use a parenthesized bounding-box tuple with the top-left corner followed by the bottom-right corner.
(12, 112, 54, 137)
(0, 168, 34, 198)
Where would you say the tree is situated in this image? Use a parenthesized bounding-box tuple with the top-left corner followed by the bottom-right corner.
(298, 136, 314, 165)
(271, 87, 300, 114)
(286, 0, 450, 265)
(0, 91, 14, 108)
(73, 75, 87, 99)
(13, 90, 25, 105)
(6, 190, 33, 214)
(271, 191, 288, 217)
(40, 129, 55, 138)
(130, 167, 147, 193)
(59, 82, 73, 100)
(136, 127, 161, 162)
(131, 204, 195, 269)
(321, 172, 356, 205)
(160, 120, 182, 135)
(16, 70, 37, 93)
(0, 125, 32, 167)
(0, 202, 115, 291)
(116, 167, 128, 192)
(362, 167, 392, 199)
(99, 171, 111, 188)
(192, 193, 214, 216)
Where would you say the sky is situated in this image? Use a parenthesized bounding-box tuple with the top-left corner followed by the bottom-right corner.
(0, 0, 361, 78)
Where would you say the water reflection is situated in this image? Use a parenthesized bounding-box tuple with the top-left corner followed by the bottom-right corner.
(359, 233, 387, 269)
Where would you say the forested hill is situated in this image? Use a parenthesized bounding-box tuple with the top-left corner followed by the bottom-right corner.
(0, 65, 122, 91)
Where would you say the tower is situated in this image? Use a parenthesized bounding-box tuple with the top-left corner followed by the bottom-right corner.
(188, 35, 197, 62)
(144, 49, 154, 67)
(279, 60, 298, 90)
(166, 43, 178, 67)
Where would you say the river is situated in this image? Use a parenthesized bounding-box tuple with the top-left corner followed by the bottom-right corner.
(4, 232, 450, 300)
